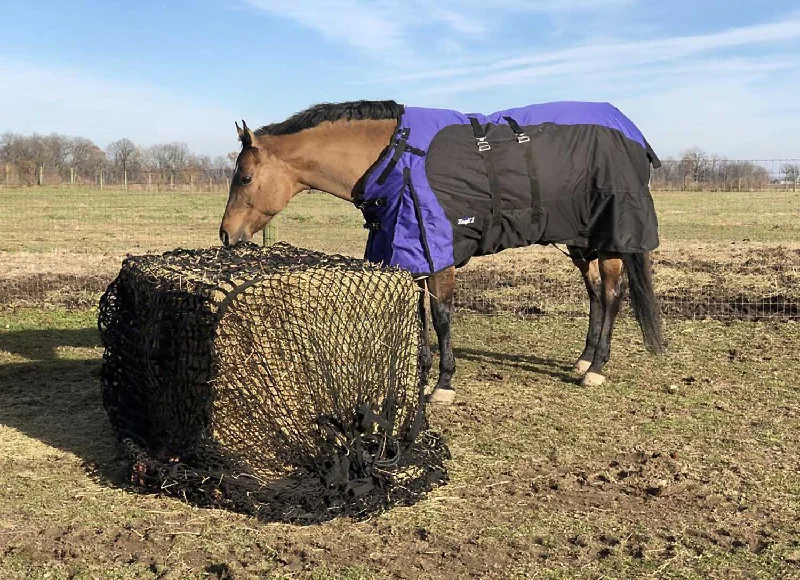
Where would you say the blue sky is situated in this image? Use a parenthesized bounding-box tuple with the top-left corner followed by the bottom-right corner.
(1, 0, 799, 159)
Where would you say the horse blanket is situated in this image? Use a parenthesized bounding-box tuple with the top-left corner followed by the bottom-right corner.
(357, 101, 661, 277)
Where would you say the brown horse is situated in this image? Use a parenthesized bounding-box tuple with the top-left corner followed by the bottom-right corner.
(219, 100, 664, 404)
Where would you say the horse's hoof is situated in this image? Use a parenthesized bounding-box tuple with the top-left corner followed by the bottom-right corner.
(574, 359, 591, 374)
(581, 372, 605, 387)
(426, 388, 456, 405)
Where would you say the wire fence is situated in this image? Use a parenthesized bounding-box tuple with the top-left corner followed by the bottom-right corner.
(1, 165, 232, 191)
(0, 170, 798, 320)
(650, 158, 800, 192)
(3, 159, 799, 192)
(453, 245, 800, 321)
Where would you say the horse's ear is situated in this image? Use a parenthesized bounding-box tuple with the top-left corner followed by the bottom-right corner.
(235, 121, 244, 139)
(237, 120, 256, 148)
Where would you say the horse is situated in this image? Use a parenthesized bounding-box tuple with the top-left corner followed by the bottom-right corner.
(219, 100, 665, 405)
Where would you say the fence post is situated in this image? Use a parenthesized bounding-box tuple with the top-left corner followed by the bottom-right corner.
(148, 172, 152, 192)
(189, 173, 194, 192)
(100, 170, 104, 191)
(170, 174, 174, 190)
(38, 165, 44, 186)
(70, 167, 75, 186)
(261, 218, 278, 246)
(4, 163, 8, 186)
(124, 169, 128, 191)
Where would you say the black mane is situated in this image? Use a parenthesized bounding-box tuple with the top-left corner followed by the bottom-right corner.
(255, 100, 402, 136)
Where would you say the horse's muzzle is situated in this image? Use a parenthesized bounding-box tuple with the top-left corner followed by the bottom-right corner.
(219, 226, 250, 246)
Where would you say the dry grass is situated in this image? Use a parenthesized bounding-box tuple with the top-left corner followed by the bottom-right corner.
(2, 188, 799, 317)
(1, 308, 798, 579)
(0, 187, 799, 577)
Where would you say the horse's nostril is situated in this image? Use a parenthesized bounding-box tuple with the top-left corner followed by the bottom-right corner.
(220, 227, 229, 246)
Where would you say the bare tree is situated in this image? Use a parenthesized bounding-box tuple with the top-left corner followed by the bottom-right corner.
(68, 137, 108, 180)
(107, 138, 142, 183)
(147, 142, 190, 175)
(0, 132, 75, 184)
(212, 155, 233, 175)
(187, 154, 212, 171)
(0, 133, 36, 183)
(680, 148, 710, 186)
(782, 163, 800, 191)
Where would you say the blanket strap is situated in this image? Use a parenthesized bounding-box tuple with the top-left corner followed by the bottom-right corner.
(503, 116, 542, 223)
(404, 167, 436, 274)
(376, 128, 410, 185)
(468, 118, 503, 235)
(375, 128, 426, 185)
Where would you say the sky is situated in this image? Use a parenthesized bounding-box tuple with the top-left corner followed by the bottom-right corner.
(1, 0, 799, 159)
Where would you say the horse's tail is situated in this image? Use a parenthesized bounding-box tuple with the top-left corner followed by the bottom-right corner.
(623, 252, 665, 355)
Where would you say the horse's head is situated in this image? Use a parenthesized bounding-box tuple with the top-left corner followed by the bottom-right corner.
(219, 120, 297, 246)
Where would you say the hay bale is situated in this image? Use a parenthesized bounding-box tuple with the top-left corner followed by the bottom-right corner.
(98, 242, 447, 518)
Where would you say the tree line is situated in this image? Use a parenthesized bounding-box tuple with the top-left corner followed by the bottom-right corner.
(0, 132, 236, 186)
(1, 133, 798, 191)
(651, 148, 798, 191)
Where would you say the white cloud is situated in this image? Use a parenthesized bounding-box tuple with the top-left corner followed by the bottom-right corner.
(241, 0, 637, 60)
(371, 14, 800, 158)
(392, 17, 800, 87)
(0, 59, 238, 155)
(242, 0, 408, 55)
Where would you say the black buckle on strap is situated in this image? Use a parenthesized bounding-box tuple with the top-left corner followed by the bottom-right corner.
(504, 116, 530, 143)
(356, 197, 386, 210)
(468, 117, 491, 152)
(363, 221, 381, 232)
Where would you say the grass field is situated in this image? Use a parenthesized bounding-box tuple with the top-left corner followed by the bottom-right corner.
(0, 187, 799, 578)
(1, 187, 798, 257)
(2, 187, 798, 315)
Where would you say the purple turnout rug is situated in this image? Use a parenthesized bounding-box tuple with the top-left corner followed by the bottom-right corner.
(357, 101, 661, 276)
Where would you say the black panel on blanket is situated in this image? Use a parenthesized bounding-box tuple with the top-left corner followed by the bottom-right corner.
(425, 122, 659, 269)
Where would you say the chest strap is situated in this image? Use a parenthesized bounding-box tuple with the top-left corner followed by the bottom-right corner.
(503, 116, 541, 223)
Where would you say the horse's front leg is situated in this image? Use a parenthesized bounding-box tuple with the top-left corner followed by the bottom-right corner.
(425, 266, 456, 404)
(582, 251, 625, 387)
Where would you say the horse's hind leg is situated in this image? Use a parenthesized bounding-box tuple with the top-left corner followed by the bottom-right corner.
(425, 267, 456, 404)
(582, 251, 625, 387)
(568, 246, 603, 374)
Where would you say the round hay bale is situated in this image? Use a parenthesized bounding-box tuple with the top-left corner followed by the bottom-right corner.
(98, 242, 448, 520)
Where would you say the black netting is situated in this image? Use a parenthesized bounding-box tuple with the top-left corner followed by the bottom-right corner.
(98, 242, 448, 521)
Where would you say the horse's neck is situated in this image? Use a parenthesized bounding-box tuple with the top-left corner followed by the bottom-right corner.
(266, 120, 396, 203)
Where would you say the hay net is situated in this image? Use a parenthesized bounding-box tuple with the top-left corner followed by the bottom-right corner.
(98, 242, 443, 512)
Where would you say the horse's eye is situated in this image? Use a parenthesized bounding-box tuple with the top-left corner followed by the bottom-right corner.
(241, 175, 252, 185)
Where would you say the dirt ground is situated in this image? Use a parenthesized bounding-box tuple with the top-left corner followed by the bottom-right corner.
(2, 243, 799, 321)
(1, 188, 798, 578)
(1, 308, 798, 579)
